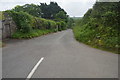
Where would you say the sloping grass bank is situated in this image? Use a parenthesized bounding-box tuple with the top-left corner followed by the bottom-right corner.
(73, 2, 120, 54)
(73, 26, 119, 54)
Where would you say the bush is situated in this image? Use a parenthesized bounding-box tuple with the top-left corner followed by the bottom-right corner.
(56, 22, 62, 31)
(60, 21, 67, 30)
(4, 10, 33, 33)
(12, 29, 52, 39)
(4, 10, 68, 39)
(56, 21, 67, 31)
(4, 10, 59, 32)
(73, 2, 120, 54)
(31, 17, 57, 30)
(0, 11, 2, 20)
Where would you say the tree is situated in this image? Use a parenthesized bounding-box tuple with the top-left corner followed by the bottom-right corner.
(67, 18, 74, 28)
(55, 11, 68, 22)
(13, 4, 41, 17)
(12, 2, 68, 20)
(40, 2, 67, 19)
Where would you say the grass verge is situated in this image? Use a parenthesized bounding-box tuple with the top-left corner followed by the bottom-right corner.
(12, 29, 54, 39)
(0, 41, 6, 47)
(73, 26, 119, 54)
(0, 11, 2, 20)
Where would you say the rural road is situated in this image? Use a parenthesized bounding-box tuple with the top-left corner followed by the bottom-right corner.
(3, 29, 118, 78)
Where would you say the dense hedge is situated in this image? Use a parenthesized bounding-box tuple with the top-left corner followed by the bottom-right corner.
(3, 10, 67, 38)
(32, 17, 57, 30)
(57, 21, 67, 31)
(4, 10, 34, 33)
(73, 2, 120, 54)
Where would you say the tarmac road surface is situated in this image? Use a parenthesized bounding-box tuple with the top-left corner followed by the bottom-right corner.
(3, 29, 118, 78)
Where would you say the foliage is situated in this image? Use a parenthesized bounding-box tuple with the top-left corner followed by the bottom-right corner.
(12, 2, 68, 20)
(73, 2, 120, 54)
(5, 10, 33, 33)
(4, 10, 68, 39)
(40, 2, 67, 19)
(55, 11, 68, 22)
(4, 10, 60, 31)
(0, 11, 5, 20)
(60, 21, 67, 30)
(0, 41, 2, 47)
(67, 18, 75, 29)
(13, 4, 41, 17)
(3, 2, 69, 39)
(0, 41, 5, 47)
(0, 11, 2, 20)
(12, 29, 53, 39)
(32, 17, 57, 30)
(56, 21, 67, 31)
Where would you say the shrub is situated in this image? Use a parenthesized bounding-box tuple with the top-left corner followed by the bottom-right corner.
(31, 17, 57, 30)
(4, 10, 68, 39)
(56, 21, 67, 31)
(4, 10, 58, 32)
(60, 21, 67, 30)
(12, 29, 52, 39)
(4, 10, 33, 33)
(73, 2, 120, 54)
(56, 22, 62, 31)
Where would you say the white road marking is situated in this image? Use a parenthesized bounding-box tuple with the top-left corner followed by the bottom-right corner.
(26, 57, 44, 79)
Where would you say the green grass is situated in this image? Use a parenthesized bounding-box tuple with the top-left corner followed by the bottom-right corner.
(0, 11, 2, 20)
(72, 2, 119, 54)
(12, 29, 54, 39)
(0, 41, 5, 48)
(0, 41, 2, 47)
(73, 26, 119, 54)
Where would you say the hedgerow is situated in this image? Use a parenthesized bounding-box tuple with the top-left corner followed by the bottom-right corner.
(73, 2, 120, 54)
(3, 10, 67, 39)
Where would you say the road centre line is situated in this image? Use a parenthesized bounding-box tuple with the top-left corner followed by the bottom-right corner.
(26, 57, 44, 79)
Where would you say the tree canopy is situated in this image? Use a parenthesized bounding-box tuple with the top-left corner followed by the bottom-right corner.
(40, 2, 67, 19)
(13, 4, 41, 17)
(12, 2, 68, 20)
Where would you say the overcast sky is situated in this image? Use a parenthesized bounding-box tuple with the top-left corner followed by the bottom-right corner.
(0, 0, 96, 17)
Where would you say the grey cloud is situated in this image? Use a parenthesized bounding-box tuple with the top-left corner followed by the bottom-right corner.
(0, 0, 96, 17)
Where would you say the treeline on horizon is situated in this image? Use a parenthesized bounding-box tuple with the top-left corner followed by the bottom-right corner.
(3, 2, 74, 39)
(73, 2, 120, 54)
